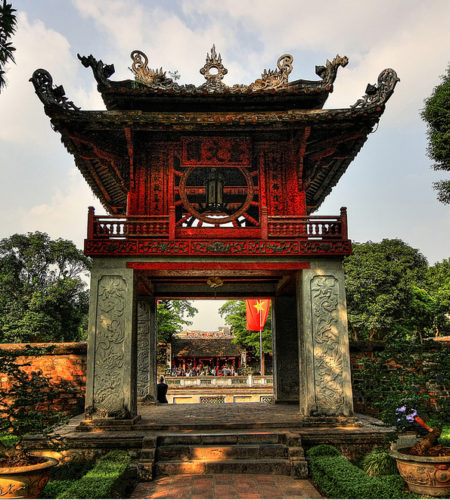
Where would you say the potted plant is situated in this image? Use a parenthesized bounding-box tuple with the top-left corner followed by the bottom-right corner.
(0, 345, 69, 498)
(391, 427, 450, 497)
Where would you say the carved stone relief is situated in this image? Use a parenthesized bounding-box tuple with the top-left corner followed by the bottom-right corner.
(137, 300, 150, 399)
(310, 275, 345, 414)
(93, 275, 127, 416)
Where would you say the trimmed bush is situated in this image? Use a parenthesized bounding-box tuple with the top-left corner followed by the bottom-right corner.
(361, 448, 398, 477)
(41, 462, 94, 498)
(41, 480, 74, 499)
(306, 445, 414, 499)
(306, 444, 341, 457)
(56, 450, 132, 499)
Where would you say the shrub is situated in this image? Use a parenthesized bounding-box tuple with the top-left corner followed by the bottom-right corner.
(306, 444, 341, 457)
(41, 480, 74, 499)
(361, 448, 398, 477)
(307, 445, 414, 498)
(41, 461, 94, 498)
(56, 450, 132, 499)
(439, 424, 450, 446)
(0, 433, 18, 449)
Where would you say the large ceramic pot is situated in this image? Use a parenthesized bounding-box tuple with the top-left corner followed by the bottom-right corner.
(390, 448, 450, 497)
(0, 454, 58, 499)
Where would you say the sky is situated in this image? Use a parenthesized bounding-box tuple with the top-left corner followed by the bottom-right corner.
(0, 0, 449, 330)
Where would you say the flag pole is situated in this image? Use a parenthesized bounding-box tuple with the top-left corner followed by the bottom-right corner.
(259, 301, 263, 376)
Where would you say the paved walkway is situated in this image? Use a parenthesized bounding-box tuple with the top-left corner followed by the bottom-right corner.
(131, 474, 323, 499)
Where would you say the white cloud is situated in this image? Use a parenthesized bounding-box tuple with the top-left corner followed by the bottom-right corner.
(18, 169, 101, 249)
(0, 13, 76, 145)
(1, 0, 449, 266)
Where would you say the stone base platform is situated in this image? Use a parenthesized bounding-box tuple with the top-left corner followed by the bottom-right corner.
(24, 403, 394, 466)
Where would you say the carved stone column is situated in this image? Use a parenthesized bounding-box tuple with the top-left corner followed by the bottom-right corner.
(297, 260, 353, 417)
(272, 296, 299, 404)
(137, 298, 157, 403)
(85, 264, 138, 420)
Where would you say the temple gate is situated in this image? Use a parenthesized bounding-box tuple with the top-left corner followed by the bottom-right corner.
(31, 47, 398, 424)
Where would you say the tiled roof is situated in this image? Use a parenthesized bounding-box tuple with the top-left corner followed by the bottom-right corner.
(172, 338, 242, 357)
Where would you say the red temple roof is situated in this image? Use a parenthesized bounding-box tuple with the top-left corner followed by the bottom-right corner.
(30, 48, 398, 215)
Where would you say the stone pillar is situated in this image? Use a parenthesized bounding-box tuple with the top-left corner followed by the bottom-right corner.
(137, 298, 157, 403)
(85, 264, 138, 419)
(297, 260, 353, 417)
(272, 296, 299, 404)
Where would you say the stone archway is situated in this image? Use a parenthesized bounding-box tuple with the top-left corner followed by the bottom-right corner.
(84, 256, 353, 424)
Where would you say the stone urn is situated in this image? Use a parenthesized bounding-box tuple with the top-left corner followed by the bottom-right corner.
(390, 448, 450, 497)
(0, 453, 58, 498)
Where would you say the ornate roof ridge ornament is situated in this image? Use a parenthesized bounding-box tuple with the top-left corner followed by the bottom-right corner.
(30, 69, 80, 111)
(315, 55, 349, 87)
(125, 47, 352, 95)
(351, 68, 400, 109)
(199, 45, 228, 92)
(129, 50, 194, 91)
(246, 54, 293, 91)
(77, 54, 115, 88)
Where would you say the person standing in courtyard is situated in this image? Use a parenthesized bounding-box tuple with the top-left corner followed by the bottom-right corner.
(157, 375, 168, 404)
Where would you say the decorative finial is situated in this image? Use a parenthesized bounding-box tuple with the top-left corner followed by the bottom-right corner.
(199, 45, 228, 92)
(315, 55, 348, 86)
(248, 54, 293, 91)
(130, 50, 166, 85)
(351, 68, 400, 109)
(30, 69, 80, 111)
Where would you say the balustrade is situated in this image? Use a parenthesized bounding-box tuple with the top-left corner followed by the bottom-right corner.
(87, 207, 348, 241)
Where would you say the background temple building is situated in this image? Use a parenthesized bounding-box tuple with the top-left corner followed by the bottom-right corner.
(31, 46, 398, 422)
(169, 328, 246, 373)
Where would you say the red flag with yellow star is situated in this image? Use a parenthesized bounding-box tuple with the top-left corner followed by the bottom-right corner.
(246, 299, 270, 331)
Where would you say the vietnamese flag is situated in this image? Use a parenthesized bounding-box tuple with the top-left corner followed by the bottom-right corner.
(246, 299, 270, 331)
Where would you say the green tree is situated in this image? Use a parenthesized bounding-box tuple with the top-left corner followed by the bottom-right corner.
(0, 232, 91, 343)
(0, 0, 16, 92)
(157, 300, 198, 343)
(421, 66, 450, 204)
(343, 239, 430, 342)
(219, 300, 272, 356)
(425, 258, 450, 335)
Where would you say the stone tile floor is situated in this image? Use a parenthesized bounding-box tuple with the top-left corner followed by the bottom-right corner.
(130, 474, 323, 499)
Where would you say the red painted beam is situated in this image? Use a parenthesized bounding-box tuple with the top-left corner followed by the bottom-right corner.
(127, 262, 310, 270)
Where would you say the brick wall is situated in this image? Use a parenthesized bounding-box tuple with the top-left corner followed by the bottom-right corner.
(349, 339, 450, 416)
(1, 340, 448, 418)
(0, 342, 87, 416)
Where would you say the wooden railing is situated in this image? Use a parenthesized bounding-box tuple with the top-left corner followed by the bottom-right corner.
(87, 206, 348, 241)
(87, 208, 170, 239)
(268, 208, 348, 240)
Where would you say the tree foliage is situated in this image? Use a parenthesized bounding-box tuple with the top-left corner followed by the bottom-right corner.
(157, 300, 198, 343)
(421, 65, 450, 204)
(0, 232, 91, 343)
(344, 239, 449, 342)
(218, 299, 272, 356)
(0, 0, 16, 92)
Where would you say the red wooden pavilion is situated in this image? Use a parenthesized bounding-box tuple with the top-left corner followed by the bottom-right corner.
(31, 46, 398, 424)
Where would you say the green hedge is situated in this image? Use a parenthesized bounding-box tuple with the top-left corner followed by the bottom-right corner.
(306, 445, 415, 499)
(55, 450, 132, 499)
(41, 462, 94, 498)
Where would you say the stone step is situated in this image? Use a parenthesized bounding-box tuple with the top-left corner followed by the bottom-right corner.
(156, 443, 289, 461)
(157, 432, 282, 446)
(155, 458, 292, 476)
(140, 448, 155, 460)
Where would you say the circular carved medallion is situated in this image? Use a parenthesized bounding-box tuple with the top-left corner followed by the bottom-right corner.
(178, 166, 254, 225)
